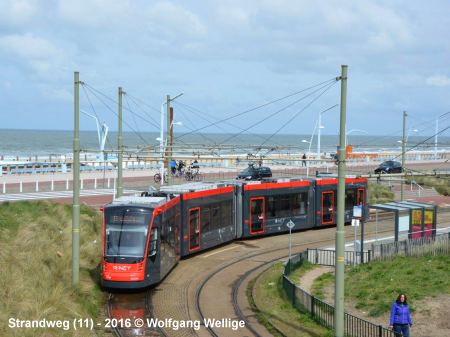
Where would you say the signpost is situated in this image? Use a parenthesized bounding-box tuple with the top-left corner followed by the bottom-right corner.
(352, 205, 362, 265)
(286, 220, 295, 264)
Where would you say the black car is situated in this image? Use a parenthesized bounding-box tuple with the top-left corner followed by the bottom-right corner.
(374, 160, 402, 174)
(236, 165, 272, 180)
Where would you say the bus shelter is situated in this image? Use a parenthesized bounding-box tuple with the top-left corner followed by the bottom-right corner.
(369, 201, 437, 241)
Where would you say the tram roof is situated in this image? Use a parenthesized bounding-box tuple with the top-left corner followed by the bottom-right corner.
(110, 196, 167, 208)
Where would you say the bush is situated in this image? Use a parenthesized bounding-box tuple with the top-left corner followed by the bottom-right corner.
(368, 183, 395, 204)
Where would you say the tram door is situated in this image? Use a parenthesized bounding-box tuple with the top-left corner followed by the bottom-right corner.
(250, 197, 265, 234)
(188, 208, 200, 251)
(357, 188, 365, 205)
(321, 191, 335, 224)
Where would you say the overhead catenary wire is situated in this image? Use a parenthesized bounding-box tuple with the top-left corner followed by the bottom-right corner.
(219, 79, 339, 145)
(80, 84, 115, 150)
(258, 84, 339, 148)
(81, 83, 150, 147)
(173, 101, 285, 146)
(174, 77, 338, 141)
(391, 122, 450, 161)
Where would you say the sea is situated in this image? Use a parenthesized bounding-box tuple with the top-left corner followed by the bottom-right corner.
(0, 129, 449, 158)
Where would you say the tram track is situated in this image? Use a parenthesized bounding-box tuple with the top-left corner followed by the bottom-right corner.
(107, 291, 168, 337)
(194, 211, 450, 337)
(194, 226, 400, 337)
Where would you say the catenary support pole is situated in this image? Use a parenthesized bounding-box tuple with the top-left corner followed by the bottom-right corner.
(166, 95, 172, 185)
(72, 71, 81, 287)
(116, 87, 124, 198)
(401, 111, 407, 201)
(335, 65, 347, 337)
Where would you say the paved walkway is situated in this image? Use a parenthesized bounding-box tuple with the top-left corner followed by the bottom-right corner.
(0, 189, 140, 202)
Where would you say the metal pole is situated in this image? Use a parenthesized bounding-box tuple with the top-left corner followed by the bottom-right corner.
(289, 227, 292, 261)
(335, 65, 347, 337)
(317, 111, 321, 160)
(353, 222, 357, 266)
(401, 111, 407, 201)
(434, 118, 438, 160)
(159, 102, 165, 186)
(360, 219, 364, 264)
(117, 87, 123, 198)
(166, 95, 171, 185)
(72, 71, 81, 287)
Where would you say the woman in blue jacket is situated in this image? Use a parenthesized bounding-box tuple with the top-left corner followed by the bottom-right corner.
(389, 293, 413, 337)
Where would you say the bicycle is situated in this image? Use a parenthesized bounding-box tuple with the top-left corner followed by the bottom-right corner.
(153, 171, 168, 183)
(185, 168, 202, 181)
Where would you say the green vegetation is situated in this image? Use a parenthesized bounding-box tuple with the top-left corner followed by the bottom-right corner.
(309, 255, 450, 318)
(407, 175, 450, 196)
(346, 254, 450, 317)
(368, 183, 395, 204)
(0, 201, 105, 337)
(311, 272, 334, 300)
(249, 262, 332, 337)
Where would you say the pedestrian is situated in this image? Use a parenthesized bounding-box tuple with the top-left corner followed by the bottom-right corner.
(302, 153, 307, 167)
(389, 293, 412, 337)
(177, 160, 185, 175)
(170, 159, 176, 175)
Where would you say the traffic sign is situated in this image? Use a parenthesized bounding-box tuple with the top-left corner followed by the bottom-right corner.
(351, 219, 360, 227)
(286, 220, 295, 229)
(353, 205, 362, 218)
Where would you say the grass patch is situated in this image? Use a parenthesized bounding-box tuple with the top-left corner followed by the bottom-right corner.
(346, 255, 450, 317)
(249, 262, 332, 337)
(0, 201, 105, 337)
(311, 272, 334, 300)
(309, 255, 450, 318)
(368, 183, 395, 204)
(288, 260, 315, 281)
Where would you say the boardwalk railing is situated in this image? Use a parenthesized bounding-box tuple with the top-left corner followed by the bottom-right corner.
(283, 251, 400, 337)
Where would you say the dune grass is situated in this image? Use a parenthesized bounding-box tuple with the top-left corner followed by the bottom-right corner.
(250, 263, 332, 337)
(0, 201, 105, 337)
(368, 183, 395, 204)
(407, 175, 450, 196)
(345, 254, 450, 317)
(310, 254, 450, 318)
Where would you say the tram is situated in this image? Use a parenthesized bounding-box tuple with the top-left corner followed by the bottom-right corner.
(101, 176, 368, 289)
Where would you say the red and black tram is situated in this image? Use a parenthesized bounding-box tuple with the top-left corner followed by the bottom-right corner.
(101, 177, 368, 289)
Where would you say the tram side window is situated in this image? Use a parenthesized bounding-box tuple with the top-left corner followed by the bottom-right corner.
(148, 227, 158, 257)
(201, 208, 211, 232)
(293, 193, 308, 216)
(211, 205, 221, 230)
(221, 200, 232, 226)
(266, 192, 308, 219)
(345, 190, 356, 208)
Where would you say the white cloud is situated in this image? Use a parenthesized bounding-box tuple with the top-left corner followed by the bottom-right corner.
(57, 0, 132, 26)
(0, 0, 37, 27)
(146, 2, 207, 38)
(425, 75, 450, 87)
(0, 33, 68, 80)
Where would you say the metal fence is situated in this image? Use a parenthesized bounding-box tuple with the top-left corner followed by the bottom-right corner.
(371, 232, 450, 261)
(283, 250, 400, 337)
(306, 248, 372, 266)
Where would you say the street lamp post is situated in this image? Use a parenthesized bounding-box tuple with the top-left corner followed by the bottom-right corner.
(435, 112, 450, 160)
(302, 139, 312, 177)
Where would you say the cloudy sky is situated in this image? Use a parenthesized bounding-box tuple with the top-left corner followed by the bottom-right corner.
(1, 0, 450, 137)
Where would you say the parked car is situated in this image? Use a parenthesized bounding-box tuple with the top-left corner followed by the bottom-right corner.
(374, 160, 402, 174)
(236, 165, 272, 180)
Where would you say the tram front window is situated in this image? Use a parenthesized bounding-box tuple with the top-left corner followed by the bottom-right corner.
(104, 207, 152, 263)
